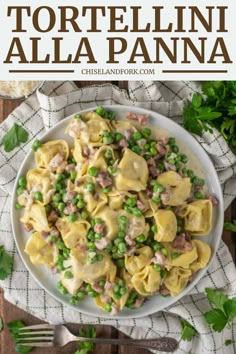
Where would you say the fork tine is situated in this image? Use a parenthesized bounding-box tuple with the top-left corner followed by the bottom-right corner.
(17, 336, 53, 341)
(19, 324, 54, 331)
(17, 330, 54, 336)
(15, 342, 54, 347)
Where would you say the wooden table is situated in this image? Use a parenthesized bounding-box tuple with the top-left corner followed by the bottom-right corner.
(0, 81, 235, 354)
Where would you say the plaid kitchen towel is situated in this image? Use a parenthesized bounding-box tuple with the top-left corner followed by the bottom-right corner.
(0, 81, 236, 354)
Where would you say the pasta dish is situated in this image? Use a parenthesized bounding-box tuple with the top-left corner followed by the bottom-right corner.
(16, 107, 217, 315)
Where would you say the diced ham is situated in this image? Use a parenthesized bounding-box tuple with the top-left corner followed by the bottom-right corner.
(133, 297, 144, 308)
(118, 138, 128, 148)
(77, 244, 86, 252)
(82, 146, 90, 158)
(126, 246, 136, 256)
(66, 191, 77, 201)
(152, 251, 167, 266)
(164, 161, 176, 171)
(100, 294, 111, 304)
(96, 171, 113, 188)
(161, 192, 170, 204)
(48, 210, 58, 222)
(125, 235, 135, 247)
(67, 119, 88, 139)
(94, 223, 105, 234)
(64, 203, 78, 215)
(110, 304, 119, 316)
(95, 237, 110, 250)
(149, 166, 159, 177)
(104, 281, 112, 291)
(126, 112, 149, 125)
(136, 200, 146, 211)
(92, 282, 103, 294)
(157, 136, 169, 145)
(146, 188, 153, 198)
(208, 194, 218, 205)
(57, 161, 68, 174)
(48, 153, 64, 170)
(123, 130, 132, 140)
(23, 223, 33, 232)
(50, 227, 60, 237)
(75, 163, 82, 172)
(156, 144, 167, 156)
(65, 163, 76, 172)
(41, 231, 50, 238)
(76, 179, 82, 187)
(93, 192, 100, 201)
(173, 234, 192, 252)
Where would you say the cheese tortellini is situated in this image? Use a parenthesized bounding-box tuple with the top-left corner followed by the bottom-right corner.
(17, 107, 216, 315)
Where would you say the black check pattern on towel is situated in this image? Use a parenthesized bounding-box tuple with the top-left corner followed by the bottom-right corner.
(0, 81, 236, 354)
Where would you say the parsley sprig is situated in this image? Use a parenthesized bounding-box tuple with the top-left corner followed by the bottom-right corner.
(204, 288, 236, 332)
(0, 245, 13, 280)
(224, 220, 236, 232)
(2, 123, 28, 152)
(75, 325, 96, 354)
(180, 319, 197, 341)
(183, 81, 236, 153)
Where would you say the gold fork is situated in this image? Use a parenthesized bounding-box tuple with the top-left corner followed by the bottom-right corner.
(16, 324, 179, 352)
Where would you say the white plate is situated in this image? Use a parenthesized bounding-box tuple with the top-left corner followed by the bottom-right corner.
(11, 105, 224, 319)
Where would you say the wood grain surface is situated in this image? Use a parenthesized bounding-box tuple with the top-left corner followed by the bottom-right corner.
(0, 81, 235, 354)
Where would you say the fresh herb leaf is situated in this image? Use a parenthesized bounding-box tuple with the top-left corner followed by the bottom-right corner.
(180, 319, 197, 341)
(205, 288, 228, 312)
(2, 123, 28, 152)
(0, 245, 13, 280)
(225, 339, 234, 346)
(224, 220, 236, 232)
(74, 325, 96, 354)
(7, 320, 33, 353)
(204, 289, 236, 333)
(183, 81, 236, 154)
(0, 317, 3, 332)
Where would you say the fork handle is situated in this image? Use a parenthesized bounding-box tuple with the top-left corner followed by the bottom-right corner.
(76, 337, 179, 352)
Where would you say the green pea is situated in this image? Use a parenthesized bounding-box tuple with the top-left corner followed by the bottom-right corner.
(145, 152, 152, 160)
(88, 166, 98, 177)
(152, 196, 161, 203)
(133, 132, 142, 141)
(118, 215, 127, 224)
(112, 253, 120, 259)
(114, 238, 122, 246)
(132, 207, 142, 217)
(171, 252, 180, 259)
(87, 257, 96, 264)
(161, 269, 167, 279)
(54, 183, 62, 191)
(68, 213, 77, 223)
(118, 230, 125, 238)
(86, 284, 93, 292)
(17, 187, 25, 196)
(144, 144, 150, 151)
(81, 211, 88, 219)
(118, 242, 127, 253)
(86, 182, 95, 193)
(156, 162, 165, 172)
(103, 136, 114, 144)
(77, 200, 86, 209)
(104, 303, 112, 312)
(88, 242, 96, 251)
(141, 128, 151, 138)
(70, 297, 78, 305)
(76, 193, 83, 200)
(70, 170, 77, 182)
(153, 264, 161, 271)
(161, 248, 168, 256)
(182, 167, 188, 175)
(104, 149, 113, 160)
(15, 202, 22, 209)
(88, 290, 99, 298)
(53, 193, 61, 202)
(57, 263, 65, 271)
(136, 234, 146, 243)
(108, 166, 117, 175)
(48, 235, 57, 243)
(58, 202, 65, 212)
(95, 233, 103, 240)
(175, 161, 181, 170)
(90, 219, 96, 227)
(126, 197, 136, 207)
(32, 139, 42, 151)
(87, 230, 95, 240)
(113, 292, 122, 300)
(153, 184, 164, 193)
(96, 106, 106, 116)
(103, 187, 111, 194)
(171, 145, 179, 153)
(111, 246, 118, 253)
(153, 242, 162, 251)
(74, 113, 81, 119)
(131, 145, 141, 155)
(34, 191, 43, 202)
(168, 137, 176, 146)
(18, 176, 27, 188)
(151, 225, 158, 233)
(180, 154, 188, 163)
(76, 291, 85, 300)
(119, 287, 127, 295)
(64, 271, 73, 279)
(150, 147, 157, 156)
(187, 169, 194, 178)
(115, 259, 125, 267)
(97, 254, 104, 262)
(194, 191, 203, 199)
(115, 132, 123, 142)
(98, 279, 106, 287)
(123, 205, 132, 213)
(45, 204, 52, 213)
